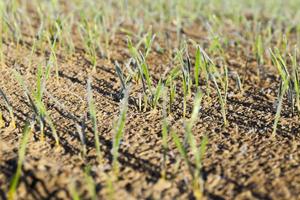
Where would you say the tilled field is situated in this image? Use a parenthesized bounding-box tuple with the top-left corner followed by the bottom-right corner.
(0, 1, 300, 200)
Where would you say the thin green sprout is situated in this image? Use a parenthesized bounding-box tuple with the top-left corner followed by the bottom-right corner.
(8, 122, 33, 200)
(87, 77, 101, 162)
(112, 88, 129, 175)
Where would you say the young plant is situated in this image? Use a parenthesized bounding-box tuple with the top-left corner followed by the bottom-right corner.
(161, 87, 168, 179)
(234, 72, 244, 93)
(115, 61, 128, 96)
(269, 48, 290, 137)
(290, 48, 300, 113)
(0, 88, 16, 129)
(172, 91, 208, 200)
(152, 79, 163, 109)
(128, 37, 152, 91)
(176, 47, 191, 118)
(84, 165, 97, 200)
(254, 34, 264, 78)
(144, 30, 156, 58)
(165, 67, 180, 113)
(127, 35, 164, 110)
(87, 77, 101, 162)
(46, 32, 59, 82)
(194, 46, 201, 89)
(68, 181, 81, 200)
(76, 116, 87, 159)
(79, 17, 100, 72)
(13, 66, 60, 145)
(8, 122, 34, 200)
(181, 68, 188, 118)
(201, 48, 228, 126)
(0, 16, 4, 67)
(111, 88, 129, 175)
(0, 110, 4, 128)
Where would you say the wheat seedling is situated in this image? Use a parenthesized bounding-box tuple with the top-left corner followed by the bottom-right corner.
(76, 117, 87, 159)
(161, 87, 168, 179)
(269, 48, 289, 137)
(290, 48, 300, 113)
(87, 77, 101, 162)
(13, 66, 60, 145)
(0, 88, 16, 129)
(254, 34, 264, 78)
(8, 121, 34, 200)
(172, 91, 208, 199)
(201, 48, 228, 126)
(194, 46, 201, 89)
(68, 181, 81, 200)
(112, 88, 129, 175)
(84, 165, 97, 200)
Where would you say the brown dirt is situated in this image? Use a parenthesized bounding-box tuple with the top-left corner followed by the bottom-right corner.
(1, 24, 300, 200)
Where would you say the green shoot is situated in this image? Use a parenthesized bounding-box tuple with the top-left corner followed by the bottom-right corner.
(153, 79, 163, 109)
(254, 34, 264, 78)
(115, 61, 127, 92)
(144, 30, 156, 58)
(87, 77, 101, 162)
(76, 118, 87, 159)
(290, 48, 300, 112)
(112, 88, 129, 175)
(194, 46, 201, 88)
(68, 181, 81, 200)
(13, 67, 60, 145)
(182, 68, 188, 118)
(255, 34, 264, 66)
(79, 17, 99, 72)
(172, 91, 208, 200)
(140, 54, 153, 94)
(0, 111, 4, 128)
(0, 88, 16, 129)
(8, 122, 33, 200)
(169, 82, 176, 113)
(46, 33, 59, 82)
(269, 48, 289, 137)
(165, 67, 180, 113)
(235, 72, 244, 93)
(84, 165, 96, 200)
(201, 48, 227, 126)
(161, 87, 168, 179)
(0, 16, 4, 67)
(128, 35, 167, 110)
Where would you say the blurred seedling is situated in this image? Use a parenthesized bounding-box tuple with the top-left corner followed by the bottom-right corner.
(200, 48, 228, 126)
(269, 48, 290, 137)
(144, 30, 156, 58)
(46, 22, 60, 82)
(127, 34, 163, 110)
(254, 34, 264, 78)
(8, 121, 34, 200)
(290, 48, 300, 113)
(112, 87, 129, 176)
(165, 67, 181, 113)
(84, 165, 97, 200)
(87, 77, 102, 163)
(174, 45, 191, 118)
(115, 61, 127, 95)
(194, 46, 202, 89)
(76, 116, 87, 159)
(161, 87, 168, 179)
(79, 16, 100, 72)
(172, 91, 208, 200)
(68, 181, 81, 200)
(0, 88, 16, 129)
(13, 65, 59, 145)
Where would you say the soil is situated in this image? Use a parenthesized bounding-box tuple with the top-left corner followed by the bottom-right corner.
(0, 21, 300, 200)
